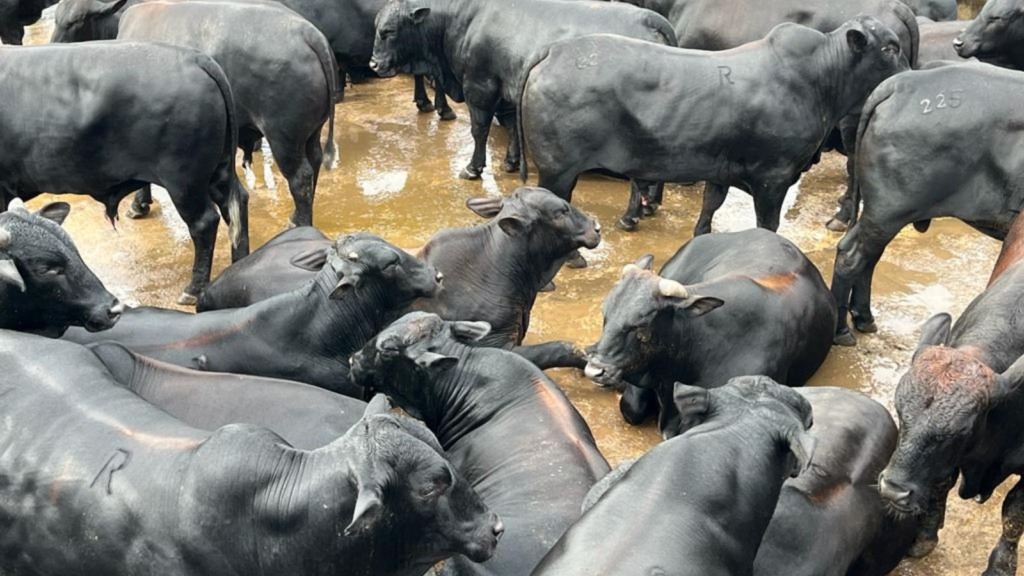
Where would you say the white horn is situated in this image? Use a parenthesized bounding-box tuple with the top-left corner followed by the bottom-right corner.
(621, 263, 641, 278)
(658, 278, 690, 299)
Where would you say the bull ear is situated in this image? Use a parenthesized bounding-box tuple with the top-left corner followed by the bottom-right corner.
(330, 275, 360, 299)
(466, 196, 504, 219)
(290, 247, 329, 271)
(414, 351, 458, 372)
(847, 27, 869, 53)
(345, 485, 383, 536)
(0, 259, 25, 292)
(994, 354, 1024, 404)
(409, 5, 430, 23)
(90, 0, 127, 16)
(35, 202, 71, 225)
(785, 428, 817, 477)
(498, 216, 527, 237)
(673, 382, 710, 430)
(363, 394, 393, 417)
(450, 320, 491, 343)
(913, 313, 952, 361)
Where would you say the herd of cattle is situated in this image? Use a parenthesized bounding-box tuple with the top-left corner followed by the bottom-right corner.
(6, 0, 1024, 572)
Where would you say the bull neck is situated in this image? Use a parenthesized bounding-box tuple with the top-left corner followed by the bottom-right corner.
(808, 32, 875, 127)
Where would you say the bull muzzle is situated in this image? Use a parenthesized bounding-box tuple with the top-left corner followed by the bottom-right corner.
(85, 298, 123, 332)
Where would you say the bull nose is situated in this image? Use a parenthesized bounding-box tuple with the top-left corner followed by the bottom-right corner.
(878, 473, 913, 506)
(369, 58, 380, 71)
(109, 300, 124, 319)
(952, 37, 964, 49)
(436, 271, 444, 283)
(584, 362, 605, 380)
(593, 219, 602, 233)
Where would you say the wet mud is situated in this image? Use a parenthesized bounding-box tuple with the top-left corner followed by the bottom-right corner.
(22, 12, 1003, 574)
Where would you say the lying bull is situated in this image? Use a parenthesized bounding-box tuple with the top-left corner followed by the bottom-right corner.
(198, 187, 600, 368)
(830, 63, 1024, 345)
(0, 41, 249, 305)
(63, 233, 442, 397)
(0, 0, 56, 44)
(532, 376, 815, 575)
(519, 17, 908, 236)
(0, 332, 503, 575)
(753, 387, 917, 576)
(585, 229, 835, 438)
(0, 200, 122, 336)
(89, 341, 366, 450)
(369, 0, 677, 181)
(54, 0, 338, 227)
(877, 230, 1024, 574)
(350, 312, 610, 576)
(955, 0, 1024, 69)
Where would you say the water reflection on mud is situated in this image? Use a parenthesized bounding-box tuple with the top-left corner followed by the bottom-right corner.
(23, 13, 1005, 574)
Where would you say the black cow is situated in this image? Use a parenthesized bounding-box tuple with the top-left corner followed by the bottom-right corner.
(0, 0, 57, 44)
(350, 312, 610, 576)
(63, 233, 443, 397)
(51, 0, 452, 117)
(519, 18, 907, 236)
(118, 0, 336, 227)
(532, 376, 815, 576)
(0, 42, 249, 305)
(0, 200, 121, 336)
(955, 0, 1024, 69)
(52, 0, 337, 227)
(198, 187, 601, 368)
(369, 0, 677, 181)
(830, 63, 1024, 345)
(584, 229, 835, 438)
(0, 332, 503, 575)
(89, 341, 366, 450)
(753, 387, 918, 576)
(876, 225, 1024, 574)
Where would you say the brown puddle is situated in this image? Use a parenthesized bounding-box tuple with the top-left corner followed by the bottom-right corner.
(23, 13, 1005, 575)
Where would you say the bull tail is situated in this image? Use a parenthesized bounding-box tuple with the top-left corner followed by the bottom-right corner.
(195, 53, 245, 249)
(890, 0, 919, 69)
(850, 77, 897, 227)
(305, 26, 339, 170)
(517, 45, 553, 184)
(646, 13, 678, 47)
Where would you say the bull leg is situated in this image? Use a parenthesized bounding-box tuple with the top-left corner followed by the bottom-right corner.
(495, 105, 519, 173)
(620, 379, 658, 425)
(831, 220, 899, 345)
(983, 479, 1024, 576)
(307, 130, 325, 194)
(125, 186, 153, 219)
(850, 261, 879, 333)
(270, 135, 316, 228)
(435, 85, 456, 121)
(693, 182, 727, 236)
(618, 180, 650, 231)
(909, 472, 957, 558)
(753, 183, 789, 232)
(460, 104, 496, 180)
(166, 188, 221, 305)
(827, 115, 859, 232)
(642, 182, 664, 217)
(512, 341, 586, 370)
(208, 158, 251, 262)
(413, 75, 434, 113)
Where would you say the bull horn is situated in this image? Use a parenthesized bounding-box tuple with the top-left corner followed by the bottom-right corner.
(658, 278, 690, 299)
(7, 198, 27, 213)
(621, 263, 641, 278)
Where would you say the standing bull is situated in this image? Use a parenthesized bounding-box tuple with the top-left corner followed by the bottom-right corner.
(518, 17, 908, 236)
(0, 42, 249, 305)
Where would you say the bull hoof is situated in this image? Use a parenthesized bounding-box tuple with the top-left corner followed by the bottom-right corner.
(500, 159, 519, 173)
(459, 166, 483, 180)
(826, 217, 849, 232)
(641, 203, 660, 218)
(416, 100, 436, 113)
(439, 108, 457, 121)
(177, 292, 198, 306)
(566, 251, 588, 269)
(833, 330, 857, 347)
(853, 319, 878, 333)
(907, 536, 938, 559)
(540, 281, 556, 292)
(616, 217, 639, 232)
(125, 202, 151, 219)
